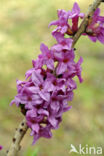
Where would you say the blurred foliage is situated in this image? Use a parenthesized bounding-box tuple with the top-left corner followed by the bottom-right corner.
(25, 147, 39, 156)
(0, 0, 104, 156)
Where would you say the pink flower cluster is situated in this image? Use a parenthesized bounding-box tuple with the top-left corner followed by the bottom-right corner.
(10, 2, 104, 144)
(49, 2, 84, 36)
(11, 40, 82, 144)
(50, 3, 104, 43)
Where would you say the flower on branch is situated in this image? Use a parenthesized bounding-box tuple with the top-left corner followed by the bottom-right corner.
(84, 8, 104, 43)
(8, 1, 104, 155)
(49, 2, 85, 36)
(10, 1, 104, 144)
(10, 27, 83, 144)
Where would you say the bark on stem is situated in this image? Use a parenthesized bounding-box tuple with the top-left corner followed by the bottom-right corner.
(7, 0, 103, 155)
(7, 118, 28, 156)
(72, 0, 102, 47)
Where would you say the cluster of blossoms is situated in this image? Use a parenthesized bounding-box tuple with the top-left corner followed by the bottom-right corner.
(49, 3, 104, 43)
(10, 2, 104, 144)
(11, 38, 82, 144)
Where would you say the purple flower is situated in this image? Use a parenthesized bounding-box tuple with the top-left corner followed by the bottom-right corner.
(31, 70, 51, 101)
(68, 2, 84, 33)
(0, 145, 3, 150)
(85, 8, 104, 44)
(32, 125, 52, 144)
(10, 3, 83, 144)
(56, 49, 75, 75)
(51, 32, 73, 52)
(49, 2, 84, 36)
(32, 44, 54, 70)
(60, 57, 83, 83)
(49, 9, 70, 34)
(10, 43, 83, 144)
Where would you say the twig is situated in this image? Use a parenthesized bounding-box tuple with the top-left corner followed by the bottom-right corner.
(7, 118, 28, 156)
(72, 0, 102, 47)
(7, 0, 103, 155)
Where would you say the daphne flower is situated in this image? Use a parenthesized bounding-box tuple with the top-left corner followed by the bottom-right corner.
(56, 49, 75, 75)
(85, 8, 104, 43)
(0, 145, 3, 150)
(49, 2, 84, 36)
(51, 32, 73, 52)
(39, 43, 54, 70)
(49, 9, 69, 34)
(68, 2, 84, 33)
(10, 2, 83, 144)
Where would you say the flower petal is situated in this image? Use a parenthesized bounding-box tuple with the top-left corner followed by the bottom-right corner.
(56, 62, 67, 75)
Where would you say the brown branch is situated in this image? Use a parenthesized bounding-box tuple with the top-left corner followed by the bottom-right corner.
(7, 0, 103, 156)
(72, 0, 102, 47)
(7, 118, 28, 156)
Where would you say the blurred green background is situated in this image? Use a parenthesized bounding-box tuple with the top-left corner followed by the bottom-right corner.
(0, 0, 104, 155)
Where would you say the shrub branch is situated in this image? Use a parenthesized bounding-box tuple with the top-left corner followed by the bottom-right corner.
(72, 0, 102, 47)
(7, 0, 103, 155)
(7, 118, 28, 156)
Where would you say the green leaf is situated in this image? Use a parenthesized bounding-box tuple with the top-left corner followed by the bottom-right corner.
(31, 148, 39, 156)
